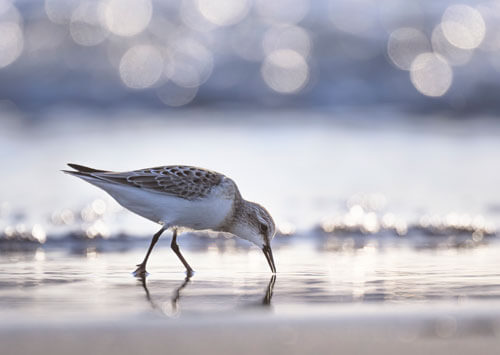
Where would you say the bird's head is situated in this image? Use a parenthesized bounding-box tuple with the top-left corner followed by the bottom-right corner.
(229, 201, 276, 273)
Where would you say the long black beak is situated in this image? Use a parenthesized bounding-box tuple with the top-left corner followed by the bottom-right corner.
(262, 245, 276, 274)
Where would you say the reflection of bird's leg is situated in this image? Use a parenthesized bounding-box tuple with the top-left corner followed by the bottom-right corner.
(171, 275, 192, 312)
(170, 228, 194, 276)
(134, 226, 166, 277)
(139, 274, 193, 315)
(262, 275, 276, 306)
(138, 274, 158, 311)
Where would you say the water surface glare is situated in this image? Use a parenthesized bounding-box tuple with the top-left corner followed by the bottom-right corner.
(2, 241, 500, 321)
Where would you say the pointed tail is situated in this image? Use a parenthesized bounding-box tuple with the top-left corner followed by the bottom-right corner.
(66, 163, 106, 173)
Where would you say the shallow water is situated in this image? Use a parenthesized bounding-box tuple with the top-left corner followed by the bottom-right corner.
(1, 236, 500, 321)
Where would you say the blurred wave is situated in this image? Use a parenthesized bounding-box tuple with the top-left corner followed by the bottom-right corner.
(1, 196, 497, 253)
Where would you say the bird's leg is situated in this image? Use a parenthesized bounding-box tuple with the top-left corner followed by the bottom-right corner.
(170, 228, 194, 276)
(134, 226, 166, 277)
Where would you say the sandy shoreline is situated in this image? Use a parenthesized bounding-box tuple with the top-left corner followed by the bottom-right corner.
(2, 304, 499, 355)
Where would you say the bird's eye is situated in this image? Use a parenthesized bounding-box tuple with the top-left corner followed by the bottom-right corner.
(259, 223, 268, 234)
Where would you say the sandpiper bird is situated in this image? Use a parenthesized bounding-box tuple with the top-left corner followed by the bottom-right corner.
(63, 163, 277, 276)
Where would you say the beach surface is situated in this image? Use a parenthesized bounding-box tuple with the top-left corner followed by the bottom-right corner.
(1, 240, 500, 355)
(3, 304, 500, 355)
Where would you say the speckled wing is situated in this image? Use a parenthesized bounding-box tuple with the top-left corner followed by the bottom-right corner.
(93, 165, 224, 200)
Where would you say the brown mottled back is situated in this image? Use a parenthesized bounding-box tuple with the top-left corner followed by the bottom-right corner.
(94, 165, 223, 200)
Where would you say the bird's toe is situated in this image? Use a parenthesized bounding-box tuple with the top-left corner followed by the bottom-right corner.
(133, 265, 148, 277)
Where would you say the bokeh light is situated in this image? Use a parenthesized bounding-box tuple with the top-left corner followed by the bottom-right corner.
(329, 0, 377, 35)
(441, 5, 485, 50)
(0, 0, 24, 69)
(0, 22, 24, 69)
(255, 0, 310, 25)
(45, 0, 79, 25)
(410, 52, 453, 97)
(0, 0, 22, 23)
(119, 44, 163, 89)
(180, 0, 216, 32)
(197, 0, 249, 27)
(157, 81, 198, 107)
(261, 49, 309, 94)
(31, 224, 47, 243)
(477, 1, 500, 52)
(387, 27, 430, 70)
(431, 24, 472, 67)
(104, 0, 152, 37)
(262, 25, 311, 58)
(70, 1, 108, 46)
(165, 38, 213, 88)
(0, 0, 498, 108)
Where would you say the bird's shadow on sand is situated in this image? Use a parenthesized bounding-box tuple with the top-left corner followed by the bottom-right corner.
(138, 274, 276, 316)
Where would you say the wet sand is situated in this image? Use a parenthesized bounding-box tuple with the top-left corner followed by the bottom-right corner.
(2, 304, 500, 355)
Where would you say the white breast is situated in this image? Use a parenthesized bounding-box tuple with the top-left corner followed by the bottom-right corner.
(83, 176, 235, 230)
(162, 191, 233, 230)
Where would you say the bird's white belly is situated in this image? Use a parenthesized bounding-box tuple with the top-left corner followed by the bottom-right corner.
(92, 181, 233, 230)
(161, 195, 232, 230)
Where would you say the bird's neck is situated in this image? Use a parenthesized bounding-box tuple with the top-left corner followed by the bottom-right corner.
(218, 191, 245, 233)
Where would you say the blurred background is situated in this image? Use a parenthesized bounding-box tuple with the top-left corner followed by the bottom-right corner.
(1, 0, 499, 235)
(2, 0, 500, 110)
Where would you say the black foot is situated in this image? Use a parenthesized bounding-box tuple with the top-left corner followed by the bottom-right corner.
(133, 264, 148, 277)
(186, 268, 194, 277)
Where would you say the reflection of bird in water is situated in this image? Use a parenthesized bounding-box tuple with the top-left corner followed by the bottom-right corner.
(262, 275, 276, 306)
(170, 276, 191, 312)
(139, 275, 276, 316)
(64, 163, 277, 276)
(139, 274, 191, 315)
